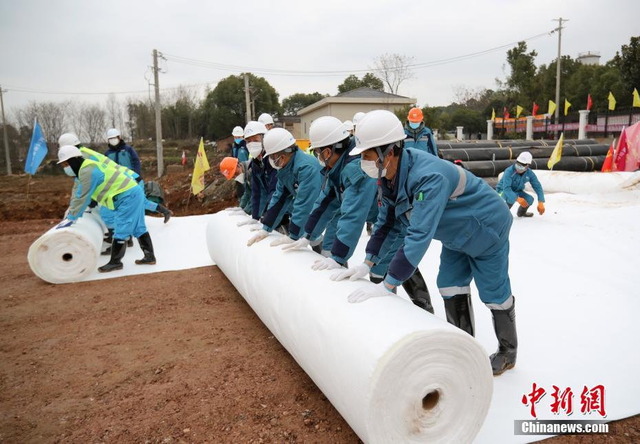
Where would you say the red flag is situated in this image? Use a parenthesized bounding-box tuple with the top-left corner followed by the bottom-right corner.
(532, 102, 539, 116)
(601, 139, 614, 172)
(612, 128, 629, 172)
(586, 94, 593, 111)
(503, 107, 510, 119)
(181, 150, 187, 166)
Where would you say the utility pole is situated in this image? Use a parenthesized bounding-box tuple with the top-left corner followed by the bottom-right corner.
(553, 17, 567, 124)
(0, 86, 11, 175)
(243, 73, 252, 123)
(153, 49, 164, 177)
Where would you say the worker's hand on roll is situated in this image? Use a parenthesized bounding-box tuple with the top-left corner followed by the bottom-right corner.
(225, 207, 245, 215)
(247, 229, 269, 246)
(270, 235, 294, 247)
(248, 224, 264, 232)
(237, 217, 260, 227)
(311, 256, 342, 271)
(282, 237, 309, 251)
(330, 262, 371, 281)
(348, 282, 394, 303)
(537, 202, 545, 215)
(56, 219, 74, 229)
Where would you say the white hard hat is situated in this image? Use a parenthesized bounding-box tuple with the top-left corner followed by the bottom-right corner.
(263, 128, 295, 156)
(309, 116, 350, 151)
(343, 120, 354, 131)
(243, 121, 268, 139)
(58, 132, 80, 146)
(258, 113, 274, 125)
(350, 110, 406, 156)
(352, 112, 366, 126)
(516, 151, 533, 164)
(57, 145, 83, 164)
(106, 128, 121, 140)
(232, 126, 244, 137)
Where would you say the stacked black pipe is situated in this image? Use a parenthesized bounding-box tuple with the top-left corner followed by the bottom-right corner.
(438, 139, 608, 178)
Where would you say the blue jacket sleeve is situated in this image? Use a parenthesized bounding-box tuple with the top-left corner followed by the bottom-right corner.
(331, 168, 377, 263)
(128, 146, 142, 176)
(305, 186, 340, 240)
(288, 161, 322, 240)
(261, 179, 289, 232)
(67, 166, 104, 220)
(528, 170, 545, 202)
(385, 173, 450, 287)
(365, 200, 403, 265)
(499, 167, 518, 204)
(250, 166, 262, 220)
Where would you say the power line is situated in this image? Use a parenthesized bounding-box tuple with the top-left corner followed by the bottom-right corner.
(3, 82, 216, 96)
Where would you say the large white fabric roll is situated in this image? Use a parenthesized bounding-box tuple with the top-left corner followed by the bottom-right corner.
(206, 213, 493, 443)
(28, 211, 105, 284)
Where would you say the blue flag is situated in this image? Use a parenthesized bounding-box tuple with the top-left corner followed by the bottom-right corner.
(24, 121, 48, 175)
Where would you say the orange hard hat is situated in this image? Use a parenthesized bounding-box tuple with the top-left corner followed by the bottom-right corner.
(407, 107, 423, 123)
(219, 157, 239, 180)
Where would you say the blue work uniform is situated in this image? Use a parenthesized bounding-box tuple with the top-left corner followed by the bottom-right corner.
(404, 123, 438, 156)
(232, 140, 249, 162)
(250, 157, 279, 220)
(261, 148, 322, 240)
(496, 165, 545, 206)
(366, 148, 513, 305)
(105, 140, 142, 175)
(304, 150, 377, 265)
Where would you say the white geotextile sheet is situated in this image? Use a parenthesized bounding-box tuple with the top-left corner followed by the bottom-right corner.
(206, 213, 494, 443)
(28, 211, 105, 284)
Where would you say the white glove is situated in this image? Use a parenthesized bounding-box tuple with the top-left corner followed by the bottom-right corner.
(330, 262, 371, 281)
(311, 256, 343, 271)
(249, 224, 264, 232)
(348, 282, 394, 303)
(247, 229, 269, 246)
(282, 237, 310, 251)
(237, 218, 260, 227)
(56, 218, 74, 229)
(270, 235, 295, 247)
(225, 207, 246, 215)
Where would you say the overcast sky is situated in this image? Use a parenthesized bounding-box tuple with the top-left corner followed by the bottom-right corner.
(1, 0, 638, 121)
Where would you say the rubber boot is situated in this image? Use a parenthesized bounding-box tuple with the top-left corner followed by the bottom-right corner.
(156, 204, 173, 224)
(101, 228, 114, 255)
(98, 239, 126, 273)
(443, 294, 475, 336)
(402, 269, 434, 314)
(127, 237, 134, 247)
(135, 232, 156, 265)
(517, 205, 533, 218)
(490, 299, 518, 376)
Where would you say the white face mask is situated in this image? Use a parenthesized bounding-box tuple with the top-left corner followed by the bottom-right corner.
(361, 159, 386, 179)
(318, 157, 326, 168)
(108, 138, 119, 146)
(63, 165, 75, 176)
(247, 141, 263, 158)
(268, 156, 281, 170)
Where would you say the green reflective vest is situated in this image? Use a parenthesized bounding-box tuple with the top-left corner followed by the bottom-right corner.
(81, 159, 137, 210)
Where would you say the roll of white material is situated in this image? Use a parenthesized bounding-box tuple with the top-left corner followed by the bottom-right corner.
(206, 214, 493, 443)
(28, 211, 105, 284)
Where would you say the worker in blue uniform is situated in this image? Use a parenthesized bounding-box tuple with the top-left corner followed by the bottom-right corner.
(404, 107, 437, 156)
(496, 151, 546, 217)
(331, 110, 518, 376)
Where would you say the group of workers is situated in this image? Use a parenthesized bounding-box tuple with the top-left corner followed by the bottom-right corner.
(56, 129, 173, 273)
(218, 108, 547, 376)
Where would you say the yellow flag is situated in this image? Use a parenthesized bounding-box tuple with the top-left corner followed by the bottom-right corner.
(516, 105, 523, 118)
(548, 100, 557, 116)
(191, 137, 210, 195)
(608, 92, 616, 111)
(564, 99, 571, 116)
(491, 108, 496, 121)
(547, 132, 564, 170)
(633, 88, 640, 108)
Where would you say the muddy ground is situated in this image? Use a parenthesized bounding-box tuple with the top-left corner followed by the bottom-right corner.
(0, 174, 637, 443)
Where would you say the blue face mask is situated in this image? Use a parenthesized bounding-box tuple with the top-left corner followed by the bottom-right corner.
(409, 122, 421, 129)
(234, 138, 243, 144)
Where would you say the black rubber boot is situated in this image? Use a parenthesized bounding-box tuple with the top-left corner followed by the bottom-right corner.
(127, 237, 134, 247)
(490, 299, 518, 376)
(517, 205, 533, 217)
(135, 232, 156, 265)
(443, 294, 475, 336)
(402, 269, 434, 314)
(101, 229, 114, 255)
(98, 239, 126, 273)
(156, 204, 173, 223)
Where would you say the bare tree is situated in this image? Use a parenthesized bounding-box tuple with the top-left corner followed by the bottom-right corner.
(372, 53, 415, 95)
(16, 100, 71, 145)
(80, 104, 107, 143)
(105, 93, 126, 136)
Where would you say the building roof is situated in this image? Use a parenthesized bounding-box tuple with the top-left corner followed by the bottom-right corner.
(297, 87, 416, 116)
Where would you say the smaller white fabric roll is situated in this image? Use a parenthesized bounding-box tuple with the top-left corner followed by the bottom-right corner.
(28, 211, 105, 284)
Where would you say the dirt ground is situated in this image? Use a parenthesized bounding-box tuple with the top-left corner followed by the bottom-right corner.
(0, 174, 638, 443)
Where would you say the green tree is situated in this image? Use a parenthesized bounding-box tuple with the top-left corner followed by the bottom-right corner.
(337, 73, 384, 94)
(199, 73, 281, 139)
(450, 108, 484, 135)
(612, 36, 640, 93)
(282, 92, 328, 115)
(504, 42, 538, 105)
